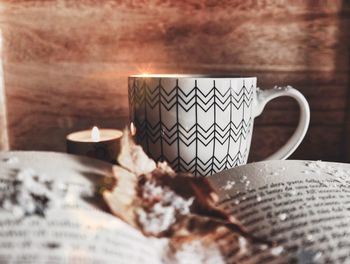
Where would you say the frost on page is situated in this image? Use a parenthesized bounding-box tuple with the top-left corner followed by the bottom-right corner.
(211, 160, 350, 263)
(0, 152, 162, 264)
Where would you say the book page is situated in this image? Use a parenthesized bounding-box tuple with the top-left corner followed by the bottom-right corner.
(209, 160, 350, 263)
(0, 209, 162, 263)
(0, 151, 228, 264)
(0, 152, 163, 264)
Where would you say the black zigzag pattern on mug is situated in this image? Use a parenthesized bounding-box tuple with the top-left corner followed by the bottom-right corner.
(129, 81, 253, 112)
(164, 149, 250, 176)
(134, 119, 252, 146)
(129, 78, 254, 176)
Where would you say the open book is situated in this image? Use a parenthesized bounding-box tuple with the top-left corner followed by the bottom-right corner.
(0, 151, 350, 263)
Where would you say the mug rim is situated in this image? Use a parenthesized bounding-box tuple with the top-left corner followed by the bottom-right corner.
(129, 74, 257, 79)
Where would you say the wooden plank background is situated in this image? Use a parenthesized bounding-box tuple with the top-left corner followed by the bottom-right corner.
(0, 0, 349, 162)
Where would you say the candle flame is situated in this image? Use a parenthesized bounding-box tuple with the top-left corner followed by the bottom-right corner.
(91, 126, 100, 142)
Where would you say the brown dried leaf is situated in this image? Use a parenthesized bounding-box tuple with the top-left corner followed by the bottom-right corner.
(103, 166, 138, 227)
(117, 129, 156, 175)
(104, 131, 271, 246)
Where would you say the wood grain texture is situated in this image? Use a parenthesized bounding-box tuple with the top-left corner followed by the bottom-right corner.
(0, 0, 349, 161)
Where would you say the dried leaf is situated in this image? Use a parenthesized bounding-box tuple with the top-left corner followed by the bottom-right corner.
(103, 166, 138, 226)
(104, 131, 271, 246)
(117, 129, 156, 175)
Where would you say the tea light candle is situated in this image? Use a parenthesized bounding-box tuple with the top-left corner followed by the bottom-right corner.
(66, 126, 123, 163)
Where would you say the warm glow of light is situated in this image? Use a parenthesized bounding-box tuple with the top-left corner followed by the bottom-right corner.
(91, 126, 100, 142)
(135, 63, 153, 76)
(139, 73, 150, 77)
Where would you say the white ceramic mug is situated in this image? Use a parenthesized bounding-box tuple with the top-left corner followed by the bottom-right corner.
(128, 74, 310, 176)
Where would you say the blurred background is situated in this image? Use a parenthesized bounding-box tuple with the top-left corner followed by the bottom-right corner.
(0, 0, 349, 162)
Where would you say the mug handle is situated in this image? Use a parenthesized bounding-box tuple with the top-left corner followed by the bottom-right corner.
(253, 86, 310, 160)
